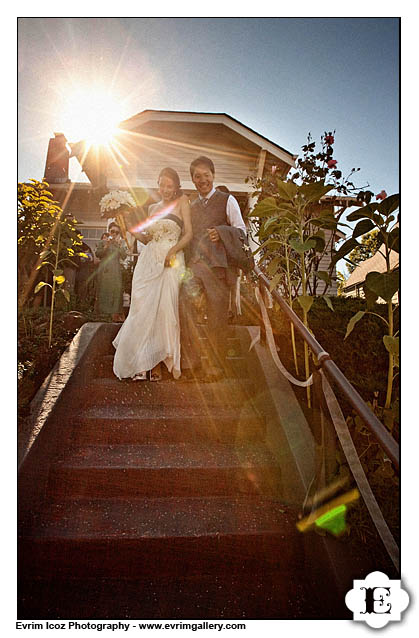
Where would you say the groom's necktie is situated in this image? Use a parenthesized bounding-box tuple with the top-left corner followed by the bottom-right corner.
(202, 198, 209, 207)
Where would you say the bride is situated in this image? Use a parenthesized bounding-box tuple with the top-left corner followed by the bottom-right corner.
(113, 167, 192, 381)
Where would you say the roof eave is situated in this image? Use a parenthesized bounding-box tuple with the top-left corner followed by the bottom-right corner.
(119, 109, 296, 166)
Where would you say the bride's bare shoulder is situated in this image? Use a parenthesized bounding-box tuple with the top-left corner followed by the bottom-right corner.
(148, 201, 160, 215)
(179, 193, 191, 212)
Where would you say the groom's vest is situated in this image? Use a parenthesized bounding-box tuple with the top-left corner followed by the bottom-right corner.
(187, 190, 230, 268)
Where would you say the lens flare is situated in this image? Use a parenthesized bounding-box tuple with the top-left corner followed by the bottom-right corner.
(130, 201, 178, 234)
(57, 83, 127, 150)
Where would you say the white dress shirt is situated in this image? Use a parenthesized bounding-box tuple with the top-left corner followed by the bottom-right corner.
(199, 188, 247, 235)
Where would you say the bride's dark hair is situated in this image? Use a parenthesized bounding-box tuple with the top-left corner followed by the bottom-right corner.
(158, 167, 182, 200)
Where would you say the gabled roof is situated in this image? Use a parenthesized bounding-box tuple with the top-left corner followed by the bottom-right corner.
(343, 245, 399, 289)
(119, 109, 297, 166)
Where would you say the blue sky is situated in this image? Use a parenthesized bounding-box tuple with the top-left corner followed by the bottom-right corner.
(18, 17, 399, 276)
(18, 17, 399, 191)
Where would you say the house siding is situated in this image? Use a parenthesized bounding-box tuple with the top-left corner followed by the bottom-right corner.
(108, 121, 261, 190)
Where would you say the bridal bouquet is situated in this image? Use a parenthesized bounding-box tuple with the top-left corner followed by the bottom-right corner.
(99, 190, 136, 215)
(99, 190, 137, 242)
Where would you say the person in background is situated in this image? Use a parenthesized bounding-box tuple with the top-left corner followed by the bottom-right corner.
(75, 241, 95, 308)
(95, 224, 127, 322)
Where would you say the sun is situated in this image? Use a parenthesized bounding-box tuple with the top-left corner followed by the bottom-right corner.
(58, 84, 126, 148)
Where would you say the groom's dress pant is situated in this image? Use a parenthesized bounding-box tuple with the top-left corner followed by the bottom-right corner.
(180, 262, 230, 371)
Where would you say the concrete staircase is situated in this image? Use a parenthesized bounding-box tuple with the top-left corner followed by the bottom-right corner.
(18, 323, 351, 619)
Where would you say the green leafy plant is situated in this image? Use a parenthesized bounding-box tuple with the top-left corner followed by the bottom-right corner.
(250, 179, 339, 405)
(290, 130, 363, 195)
(248, 131, 380, 408)
(332, 194, 399, 410)
(18, 179, 84, 346)
(18, 180, 83, 303)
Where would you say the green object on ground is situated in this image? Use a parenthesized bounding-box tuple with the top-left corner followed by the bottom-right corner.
(315, 504, 347, 536)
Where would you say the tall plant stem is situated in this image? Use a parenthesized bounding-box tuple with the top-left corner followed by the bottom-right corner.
(300, 223, 311, 408)
(383, 239, 394, 410)
(285, 247, 299, 375)
(384, 300, 394, 410)
(48, 224, 61, 349)
(303, 311, 311, 408)
(290, 325, 299, 375)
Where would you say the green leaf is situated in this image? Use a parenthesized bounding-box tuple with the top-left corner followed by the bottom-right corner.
(36, 260, 54, 270)
(363, 284, 379, 309)
(388, 227, 399, 253)
(34, 281, 52, 294)
(318, 207, 335, 217)
(59, 288, 70, 303)
(378, 194, 399, 216)
(331, 238, 360, 264)
(267, 256, 282, 276)
(262, 216, 280, 234)
(346, 208, 372, 222)
(276, 179, 298, 201)
(297, 295, 314, 314)
(347, 204, 384, 226)
(269, 273, 282, 291)
(53, 269, 64, 276)
(299, 181, 334, 204)
(365, 270, 399, 303)
(344, 311, 365, 339)
(383, 335, 399, 356)
(308, 234, 326, 252)
(250, 197, 279, 217)
(315, 270, 331, 284)
(289, 238, 316, 254)
(322, 296, 334, 311)
(352, 218, 375, 239)
(252, 238, 283, 254)
(310, 215, 338, 230)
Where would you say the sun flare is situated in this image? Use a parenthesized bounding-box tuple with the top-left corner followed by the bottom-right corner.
(58, 85, 126, 148)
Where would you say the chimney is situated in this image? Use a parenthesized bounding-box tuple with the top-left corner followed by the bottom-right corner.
(44, 133, 69, 184)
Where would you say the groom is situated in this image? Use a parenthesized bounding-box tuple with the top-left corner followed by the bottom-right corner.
(180, 156, 247, 382)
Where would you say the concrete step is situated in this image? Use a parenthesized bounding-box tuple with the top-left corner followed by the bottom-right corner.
(93, 353, 248, 379)
(47, 443, 283, 498)
(103, 326, 241, 355)
(19, 496, 300, 579)
(85, 377, 257, 409)
(69, 406, 266, 445)
(18, 570, 324, 619)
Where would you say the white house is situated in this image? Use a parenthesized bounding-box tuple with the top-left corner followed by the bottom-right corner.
(43, 110, 348, 293)
(343, 245, 399, 303)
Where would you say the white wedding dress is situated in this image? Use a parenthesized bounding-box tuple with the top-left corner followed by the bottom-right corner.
(113, 207, 185, 379)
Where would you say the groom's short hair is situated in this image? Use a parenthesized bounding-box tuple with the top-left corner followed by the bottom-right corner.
(190, 156, 215, 178)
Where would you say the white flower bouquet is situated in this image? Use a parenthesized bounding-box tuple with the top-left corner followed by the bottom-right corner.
(99, 190, 136, 214)
(99, 190, 137, 242)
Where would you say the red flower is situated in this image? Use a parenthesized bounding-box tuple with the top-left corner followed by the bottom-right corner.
(325, 135, 335, 145)
(327, 159, 337, 168)
(271, 165, 277, 175)
(376, 190, 387, 200)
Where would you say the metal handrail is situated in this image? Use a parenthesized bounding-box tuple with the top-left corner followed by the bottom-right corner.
(254, 266, 399, 470)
